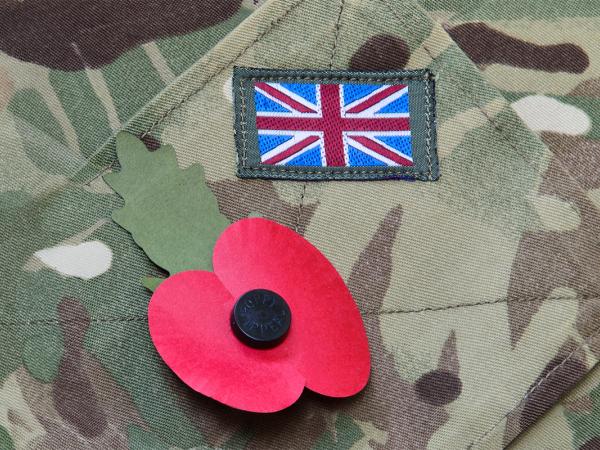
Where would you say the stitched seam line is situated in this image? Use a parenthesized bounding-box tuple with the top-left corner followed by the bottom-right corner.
(469, 322, 600, 449)
(5, 296, 597, 326)
(239, 76, 249, 168)
(242, 166, 420, 174)
(362, 295, 600, 315)
(383, 0, 534, 168)
(424, 75, 433, 180)
(243, 75, 426, 82)
(1, 316, 149, 327)
(294, 183, 307, 232)
(329, 0, 345, 66)
(237, 74, 434, 177)
(135, 0, 307, 139)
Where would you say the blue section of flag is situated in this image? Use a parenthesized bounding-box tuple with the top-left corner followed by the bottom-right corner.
(342, 84, 382, 105)
(376, 135, 412, 157)
(279, 83, 318, 105)
(347, 145, 387, 166)
(257, 134, 293, 155)
(255, 90, 289, 113)
(378, 94, 409, 114)
(286, 145, 323, 166)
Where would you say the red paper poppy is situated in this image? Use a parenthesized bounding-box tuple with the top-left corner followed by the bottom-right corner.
(148, 218, 370, 413)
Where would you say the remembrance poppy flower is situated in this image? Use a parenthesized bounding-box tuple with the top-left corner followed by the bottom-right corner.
(148, 218, 370, 413)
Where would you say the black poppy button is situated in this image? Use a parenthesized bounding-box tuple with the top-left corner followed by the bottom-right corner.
(231, 289, 292, 349)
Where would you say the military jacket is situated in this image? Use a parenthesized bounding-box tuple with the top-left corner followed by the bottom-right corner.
(1, 0, 599, 448)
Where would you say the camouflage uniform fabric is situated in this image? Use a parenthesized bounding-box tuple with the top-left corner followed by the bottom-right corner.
(1, 0, 600, 448)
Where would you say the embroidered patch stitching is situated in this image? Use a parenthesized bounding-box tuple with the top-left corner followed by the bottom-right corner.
(240, 76, 425, 175)
(424, 74, 433, 179)
(234, 67, 439, 181)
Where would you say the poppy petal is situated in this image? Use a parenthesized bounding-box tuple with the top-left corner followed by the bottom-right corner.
(148, 270, 305, 412)
(213, 218, 370, 398)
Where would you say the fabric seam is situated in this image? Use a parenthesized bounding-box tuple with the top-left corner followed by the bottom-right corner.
(379, 0, 600, 441)
(372, 294, 600, 315)
(468, 325, 600, 449)
(138, 0, 307, 139)
(381, 0, 536, 168)
(6, 296, 598, 327)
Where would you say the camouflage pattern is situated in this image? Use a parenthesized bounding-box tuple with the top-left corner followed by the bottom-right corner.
(1, 0, 599, 448)
(512, 363, 600, 450)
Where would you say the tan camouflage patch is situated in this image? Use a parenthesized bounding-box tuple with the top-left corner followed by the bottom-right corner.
(0, 67, 13, 111)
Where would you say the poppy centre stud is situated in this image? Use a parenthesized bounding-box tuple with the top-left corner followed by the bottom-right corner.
(231, 289, 291, 349)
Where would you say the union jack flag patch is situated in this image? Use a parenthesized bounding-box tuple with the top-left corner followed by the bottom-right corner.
(233, 68, 438, 181)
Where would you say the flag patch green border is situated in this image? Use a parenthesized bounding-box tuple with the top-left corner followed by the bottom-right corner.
(233, 67, 439, 181)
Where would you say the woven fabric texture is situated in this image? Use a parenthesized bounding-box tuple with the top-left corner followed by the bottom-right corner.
(1, 0, 599, 448)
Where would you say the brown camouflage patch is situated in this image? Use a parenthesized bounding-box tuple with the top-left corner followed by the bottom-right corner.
(53, 297, 107, 438)
(346, 205, 404, 312)
(570, 79, 600, 98)
(415, 370, 462, 407)
(345, 206, 451, 448)
(415, 332, 462, 406)
(581, 437, 600, 450)
(447, 22, 589, 74)
(437, 330, 459, 374)
(169, 375, 246, 447)
(209, 179, 317, 235)
(541, 134, 600, 191)
(18, 298, 147, 449)
(564, 394, 595, 414)
(506, 133, 600, 345)
(0, 0, 242, 70)
(504, 339, 588, 446)
(138, 134, 162, 152)
(349, 34, 410, 71)
(242, 396, 336, 450)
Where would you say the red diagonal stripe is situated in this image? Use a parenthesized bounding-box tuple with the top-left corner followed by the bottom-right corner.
(320, 84, 346, 166)
(256, 116, 410, 132)
(346, 85, 406, 113)
(349, 135, 413, 166)
(255, 82, 317, 113)
(262, 135, 320, 165)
